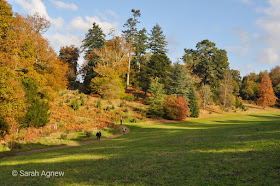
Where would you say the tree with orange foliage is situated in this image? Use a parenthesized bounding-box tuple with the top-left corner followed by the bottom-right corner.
(258, 71, 277, 108)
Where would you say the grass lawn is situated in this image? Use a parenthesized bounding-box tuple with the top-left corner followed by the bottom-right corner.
(0, 112, 280, 185)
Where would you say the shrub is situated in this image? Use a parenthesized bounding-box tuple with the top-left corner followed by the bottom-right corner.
(59, 100, 64, 106)
(81, 97, 85, 106)
(0, 118, 9, 138)
(106, 106, 111, 111)
(147, 78, 165, 118)
(111, 105, 115, 110)
(71, 99, 80, 110)
(84, 131, 92, 138)
(60, 133, 68, 140)
(122, 95, 136, 101)
(95, 99, 102, 108)
(188, 86, 200, 118)
(163, 95, 189, 120)
(235, 96, 244, 109)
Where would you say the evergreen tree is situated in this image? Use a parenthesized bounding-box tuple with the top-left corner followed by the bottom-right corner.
(81, 22, 106, 89)
(188, 86, 200, 118)
(149, 24, 168, 54)
(183, 40, 229, 97)
(147, 78, 165, 117)
(22, 78, 50, 128)
(258, 71, 277, 108)
(81, 22, 105, 55)
(165, 63, 192, 99)
(147, 53, 171, 82)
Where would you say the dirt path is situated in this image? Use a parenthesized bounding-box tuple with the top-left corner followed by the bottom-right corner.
(0, 126, 130, 159)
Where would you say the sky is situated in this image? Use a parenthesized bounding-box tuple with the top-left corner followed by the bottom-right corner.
(7, 0, 280, 77)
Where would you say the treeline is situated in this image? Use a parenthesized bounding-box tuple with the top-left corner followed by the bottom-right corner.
(0, 1, 67, 139)
(64, 9, 278, 119)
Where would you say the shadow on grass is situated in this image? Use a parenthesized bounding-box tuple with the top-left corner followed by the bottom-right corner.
(0, 113, 280, 185)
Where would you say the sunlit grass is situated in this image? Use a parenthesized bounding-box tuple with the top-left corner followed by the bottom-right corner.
(0, 112, 280, 185)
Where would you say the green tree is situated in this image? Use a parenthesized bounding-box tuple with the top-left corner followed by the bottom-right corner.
(122, 9, 141, 88)
(22, 78, 50, 128)
(231, 69, 242, 96)
(149, 24, 168, 54)
(81, 22, 105, 55)
(188, 86, 200, 118)
(147, 78, 165, 117)
(59, 45, 80, 88)
(81, 22, 106, 89)
(139, 53, 171, 93)
(269, 66, 280, 98)
(165, 63, 192, 99)
(183, 40, 229, 97)
(240, 77, 259, 101)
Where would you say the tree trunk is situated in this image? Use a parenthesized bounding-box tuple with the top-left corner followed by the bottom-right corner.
(126, 50, 131, 89)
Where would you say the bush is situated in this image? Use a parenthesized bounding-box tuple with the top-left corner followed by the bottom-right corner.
(84, 131, 92, 138)
(95, 99, 102, 108)
(163, 95, 189, 120)
(59, 100, 64, 106)
(122, 95, 136, 101)
(81, 98, 85, 106)
(235, 96, 244, 109)
(0, 118, 9, 138)
(111, 105, 115, 110)
(106, 106, 111, 111)
(60, 133, 68, 140)
(71, 99, 80, 110)
(188, 86, 200, 118)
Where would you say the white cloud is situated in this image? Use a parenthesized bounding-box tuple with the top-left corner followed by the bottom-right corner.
(14, 0, 64, 30)
(50, 0, 78, 11)
(255, 0, 280, 64)
(47, 33, 83, 49)
(257, 48, 279, 64)
(227, 46, 250, 57)
(106, 10, 118, 19)
(70, 16, 119, 35)
(236, 0, 253, 5)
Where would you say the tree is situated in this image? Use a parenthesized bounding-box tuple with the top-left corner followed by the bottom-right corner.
(163, 95, 189, 120)
(149, 24, 168, 54)
(81, 22, 105, 55)
(200, 84, 212, 114)
(188, 86, 200, 117)
(165, 63, 192, 99)
(139, 53, 171, 93)
(81, 23, 106, 88)
(269, 66, 280, 98)
(22, 78, 50, 128)
(258, 71, 277, 108)
(59, 45, 80, 88)
(183, 40, 229, 97)
(122, 9, 141, 88)
(89, 37, 129, 98)
(147, 78, 165, 117)
(231, 69, 242, 96)
(219, 71, 234, 112)
(240, 74, 260, 101)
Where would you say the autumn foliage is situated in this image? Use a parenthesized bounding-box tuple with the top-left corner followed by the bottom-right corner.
(0, 1, 67, 139)
(258, 71, 277, 107)
(163, 95, 189, 120)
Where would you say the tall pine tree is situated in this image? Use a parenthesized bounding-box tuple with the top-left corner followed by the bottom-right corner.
(149, 24, 168, 54)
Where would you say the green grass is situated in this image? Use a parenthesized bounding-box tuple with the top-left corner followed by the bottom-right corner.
(0, 112, 280, 185)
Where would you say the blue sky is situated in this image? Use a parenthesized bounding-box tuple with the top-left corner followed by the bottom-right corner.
(8, 0, 280, 76)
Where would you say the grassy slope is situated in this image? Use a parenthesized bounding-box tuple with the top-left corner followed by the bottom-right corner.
(0, 112, 280, 185)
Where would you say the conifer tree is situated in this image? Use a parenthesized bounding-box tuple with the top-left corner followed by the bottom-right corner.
(188, 86, 200, 118)
(147, 78, 165, 117)
(258, 71, 277, 108)
(149, 24, 168, 54)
